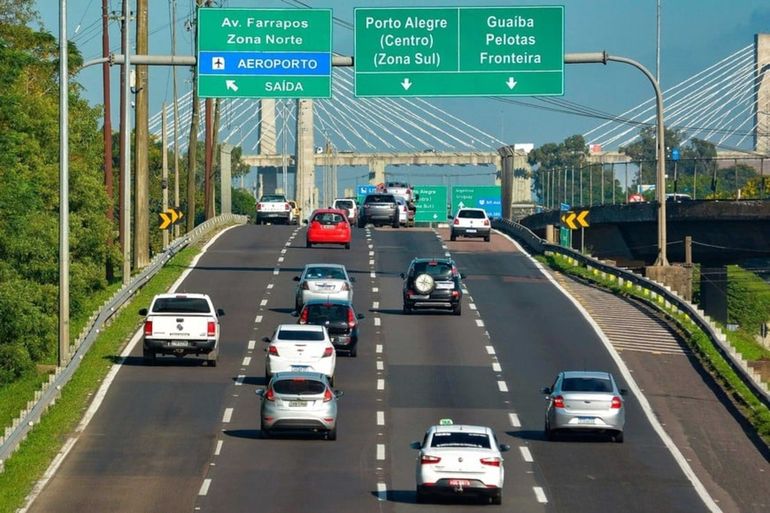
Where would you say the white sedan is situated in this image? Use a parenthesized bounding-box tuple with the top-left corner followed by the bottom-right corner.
(262, 324, 337, 385)
(411, 420, 509, 504)
(294, 263, 354, 311)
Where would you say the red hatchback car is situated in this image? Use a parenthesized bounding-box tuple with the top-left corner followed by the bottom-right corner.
(306, 209, 352, 249)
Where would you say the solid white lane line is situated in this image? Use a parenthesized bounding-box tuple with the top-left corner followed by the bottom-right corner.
(485, 345, 495, 355)
(273, 268, 280, 275)
(519, 446, 533, 463)
(377, 444, 386, 460)
(214, 440, 223, 456)
(260, 299, 268, 307)
(267, 283, 274, 289)
(199, 479, 212, 496)
(508, 413, 521, 427)
(377, 482, 387, 501)
(248, 340, 256, 350)
(376, 361, 384, 371)
(492, 362, 502, 372)
(242, 356, 251, 366)
(376, 344, 383, 353)
(533, 487, 548, 503)
(469, 303, 477, 310)
(497, 381, 509, 392)
(377, 379, 385, 390)
(235, 375, 245, 386)
(377, 411, 385, 425)
(222, 408, 234, 423)
(475, 319, 485, 327)
(372, 287, 379, 293)
(255, 315, 263, 323)
(370, 271, 376, 278)
(373, 301, 380, 309)
(374, 317, 381, 327)
(278, 257, 284, 263)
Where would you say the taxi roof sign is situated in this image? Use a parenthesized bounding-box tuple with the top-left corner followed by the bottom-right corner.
(439, 418, 454, 426)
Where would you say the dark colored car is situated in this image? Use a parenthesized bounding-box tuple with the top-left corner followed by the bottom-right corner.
(401, 258, 464, 315)
(297, 299, 364, 356)
(359, 193, 400, 228)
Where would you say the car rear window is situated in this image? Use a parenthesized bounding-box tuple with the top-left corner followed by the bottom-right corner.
(261, 195, 285, 202)
(277, 329, 325, 341)
(458, 210, 486, 219)
(305, 267, 346, 280)
(412, 262, 453, 280)
(562, 377, 612, 393)
(272, 379, 326, 395)
(430, 432, 491, 448)
(365, 195, 395, 203)
(152, 297, 211, 314)
(335, 200, 354, 209)
(305, 304, 349, 323)
(313, 212, 346, 225)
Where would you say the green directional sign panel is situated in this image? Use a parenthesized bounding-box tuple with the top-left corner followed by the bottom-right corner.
(197, 8, 332, 98)
(451, 186, 502, 218)
(354, 6, 563, 97)
(413, 185, 448, 223)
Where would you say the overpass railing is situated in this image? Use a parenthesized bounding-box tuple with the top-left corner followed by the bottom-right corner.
(0, 214, 248, 471)
(492, 218, 770, 410)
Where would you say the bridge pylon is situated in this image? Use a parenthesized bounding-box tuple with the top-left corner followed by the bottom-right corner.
(755, 34, 770, 155)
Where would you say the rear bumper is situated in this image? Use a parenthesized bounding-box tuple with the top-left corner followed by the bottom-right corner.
(257, 212, 290, 221)
(144, 338, 216, 356)
(330, 333, 357, 351)
(307, 233, 351, 244)
(261, 411, 336, 431)
(550, 409, 625, 432)
(451, 227, 490, 238)
(418, 481, 501, 498)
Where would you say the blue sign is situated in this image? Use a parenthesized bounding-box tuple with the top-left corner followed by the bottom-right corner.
(560, 202, 570, 212)
(198, 52, 332, 75)
(477, 197, 502, 218)
(357, 184, 377, 196)
(671, 148, 680, 161)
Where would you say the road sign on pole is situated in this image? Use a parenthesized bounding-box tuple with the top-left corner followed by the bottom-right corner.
(197, 8, 332, 98)
(413, 185, 448, 223)
(354, 6, 564, 97)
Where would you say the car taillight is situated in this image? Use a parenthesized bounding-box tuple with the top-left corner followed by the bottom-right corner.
(483, 219, 490, 226)
(143, 320, 153, 336)
(480, 457, 501, 467)
(299, 308, 309, 324)
(347, 308, 356, 328)
(322, 346, 333, 358)
(323, 388, 333, 402)
(284, 203, 290, 211)
(451, 290, 460, 298)
(207, 321, 216, 337)
(265, 388, 275, 401)
(611, 396, 623, 409)
(407, 289, 415, 297)
(257, 203, 263, 211)
(268, 345, 279, 356)
(420, 455, 441, 465)
(341, 282, 350, 291)
(301, 282, 310, 290)
(553, 395, 565, 408)
(453, 218, 460, 225)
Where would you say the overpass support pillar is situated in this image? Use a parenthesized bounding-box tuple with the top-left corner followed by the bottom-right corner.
(645, 265, 693, 302)
(369, 159, 386, 185)
(220, 144, 232, 214)
(755, 34, 770, 154)
(498, 146, 515, 220)
(296, 99, 316, 217)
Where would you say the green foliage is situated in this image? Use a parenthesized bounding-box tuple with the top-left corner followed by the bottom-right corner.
(231, 187, 256, 218)
(727, 265, 770, 334)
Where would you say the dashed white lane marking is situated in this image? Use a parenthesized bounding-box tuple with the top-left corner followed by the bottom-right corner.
(376, 361, 384, 371)
(533, 487, 548, 503)
(255, 315, 263, 323)
(267, 283, 274, 289)
(519, 446, 534, 463)
(235, 375, 245, 386)
(441, 245, 447, 249)
(222, 408, 234, 423)
(377, 444, 386, 460)
(273, 268, 280, 275)
(509, 413, 521, 427)
(285, 242, 291, 247)
(242, 356, 251, 367)
(377, 482, 387, 501)
(369, 251, 375, 256)
(377, 411, 385, 425)
(280, 249, 286, 254)
(278, 257, 284, 263)
(374, 317, 381, 327)
(376, 344, 383, 353)
(372, 301, 380, 309)
(485, 345, 495, 355)
(214, 440, 223, 456)
(497, 381, 509, 392)
(445, 252, 451, 257)
(248, 340, 256, 350)
(199, 479, 212, 496)
(369, 244, 374, 249)
(475, 319, 485, 327)
(492, 362, 502, 373)
(377, 379, 385, 390)
(370, 271, 376, 278)
(369, 259, 375, 265)
(469, 303, 477, 310)
(260, 299, 268, 307)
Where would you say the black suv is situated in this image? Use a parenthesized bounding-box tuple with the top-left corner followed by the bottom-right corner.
(401, 258, 464, 315)
(359, 193, 399, 228)
(296, 299, 364, 356)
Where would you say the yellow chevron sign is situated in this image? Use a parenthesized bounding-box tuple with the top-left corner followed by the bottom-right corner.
(560, 210, 589, 230)
(159, 208, 184, 230)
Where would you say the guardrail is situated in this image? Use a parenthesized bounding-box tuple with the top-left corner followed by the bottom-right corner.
(493, 218, 770, 410)
(0, 214, 248, 470)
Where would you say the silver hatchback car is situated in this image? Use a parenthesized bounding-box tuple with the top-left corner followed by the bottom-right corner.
(256, 372, 342, 440)
(542, 370, 627, 443)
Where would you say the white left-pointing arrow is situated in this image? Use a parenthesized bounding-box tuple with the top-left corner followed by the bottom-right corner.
(226, 80, 238, 92)
(506, 77, 517, 89)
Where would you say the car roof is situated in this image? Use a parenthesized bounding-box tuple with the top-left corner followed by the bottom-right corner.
(303, 263, 346, 270)
(311, 208, 347, 215)
(154, 293, 209, 300)
(561, 370, 612, 380)
(270, 371, 328, 382)
(303, 298, 353, 307)
(428, 424, 492, 435)
(410, 257, 454, 264)
(276, 324, 326, 332)
(458, 207, 487, 213)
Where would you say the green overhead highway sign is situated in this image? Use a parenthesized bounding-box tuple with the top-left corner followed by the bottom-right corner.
(451, 186, 502, 217)
(413, 185, 448, 223)
(354, 6, 563, 97)
(197, 8, 332, 98)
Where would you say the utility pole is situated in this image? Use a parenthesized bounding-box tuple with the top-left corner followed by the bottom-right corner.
(171, 0, 181, 239)
(102, 0, 114, 281)
(119, 0, 132, 283)
(59, 0, 70, 366)
(134, 0, 149, 268)
(204, 95, 214, 219)
(187, 0, 205, 232)
(162, 103, 169, 249)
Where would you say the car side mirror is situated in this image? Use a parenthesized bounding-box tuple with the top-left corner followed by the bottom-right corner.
(409, 441, 422, 450)
(619, 388, 628, 396)
(448, 214, 453, 220)
(138, 308, 148, 316)
(262, 336, 271, 343)
(459, 273, 466, 279)
(302, 219, 308, 225)
(350, 277, 356, 283)
(291, 311, 298, 317)
(334, 390, 344, 398)
(499, 444, 511, 452)
(399, 272, 406, 279)
(216, 308, 225, 316)
(293, 276, 300, 281)
(541, 387, 552, 395)
(357, 313, 365, 320)
(255, 389, 265, 397)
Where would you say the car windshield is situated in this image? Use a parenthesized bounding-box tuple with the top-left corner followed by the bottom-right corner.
(276, 329, 325, 341)
(313, 212, 345, 225)
(335, 200, 354, 209)
(430, 432, 491, 448)
(562, 377, 613, 393)
(152, 297, 211, 314)
(272, 379, 326, 395)
(366, 195, 395, 203)
(459, 210, 486, 219)
(305, 304, 349, 323)
(411, 261, 453, 280)
(305, 267, 346, 280)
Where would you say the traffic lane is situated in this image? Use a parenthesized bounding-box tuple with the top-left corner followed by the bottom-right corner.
(371, 228, 546, 512)
(197, 224, 384, 512)
(28, 225, 293, 513)
(450, 235, 709, 513)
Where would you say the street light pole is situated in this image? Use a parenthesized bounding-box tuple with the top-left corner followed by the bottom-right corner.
(59, 0, 70, 366)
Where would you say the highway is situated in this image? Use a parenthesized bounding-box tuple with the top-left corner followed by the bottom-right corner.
(25, 224, 768, 513)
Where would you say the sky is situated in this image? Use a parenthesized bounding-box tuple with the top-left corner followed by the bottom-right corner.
(34, 1, 770, 193)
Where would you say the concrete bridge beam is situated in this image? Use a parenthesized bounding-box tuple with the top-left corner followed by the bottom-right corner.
(296, 99, 316, 215)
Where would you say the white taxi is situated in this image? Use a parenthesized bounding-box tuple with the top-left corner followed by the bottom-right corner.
(411, 419, 509, 504)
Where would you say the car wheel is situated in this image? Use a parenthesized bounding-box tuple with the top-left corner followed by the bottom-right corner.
(261, 427, 271, 439)
(358, 218, 366, 228)
(345, 242, 350, 249)
(450, 231, 457, 242)
(403, 303, 412, 315)
(349, 345, 357, 357)
(328, 376, 335, 387)
(612, 431, 624, 443)
(306, 240, 312, 248)
(392, 217, 400, 228)
(326, 427, 337, 441)
(545, 421, 555, 441)
(491, 492, 502, 505)
(142, 348, 155, 365)
(484, 234, 491, 242)
(416, 489, 429, 504)
(452, 302, 462, 316)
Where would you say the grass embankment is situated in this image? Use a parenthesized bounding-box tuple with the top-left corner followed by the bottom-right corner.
(539, 253, 770, 446)
(0, 237, 209, 513)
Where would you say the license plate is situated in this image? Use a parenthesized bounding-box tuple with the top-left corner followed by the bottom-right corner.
(169, 341, 188, 347)
(577, 417, 596, 425)
(291, 365, 310, 371)
(466, 229, 477, 233)
(322, 225, 334, 229)
(288, 401, 307, 407)
(436, 282, 454, 289)
(449, 479, 471, 487)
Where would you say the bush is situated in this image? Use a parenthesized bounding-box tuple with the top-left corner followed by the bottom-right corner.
(0, 343, 34, 384)
(727, 265, 770, 333)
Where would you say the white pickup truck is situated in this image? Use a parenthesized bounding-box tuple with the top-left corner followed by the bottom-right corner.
(139, 293, 224, 366)
(256, 194, 292, 225)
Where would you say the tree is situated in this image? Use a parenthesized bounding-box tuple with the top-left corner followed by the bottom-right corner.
(528, 134, 588, 202)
